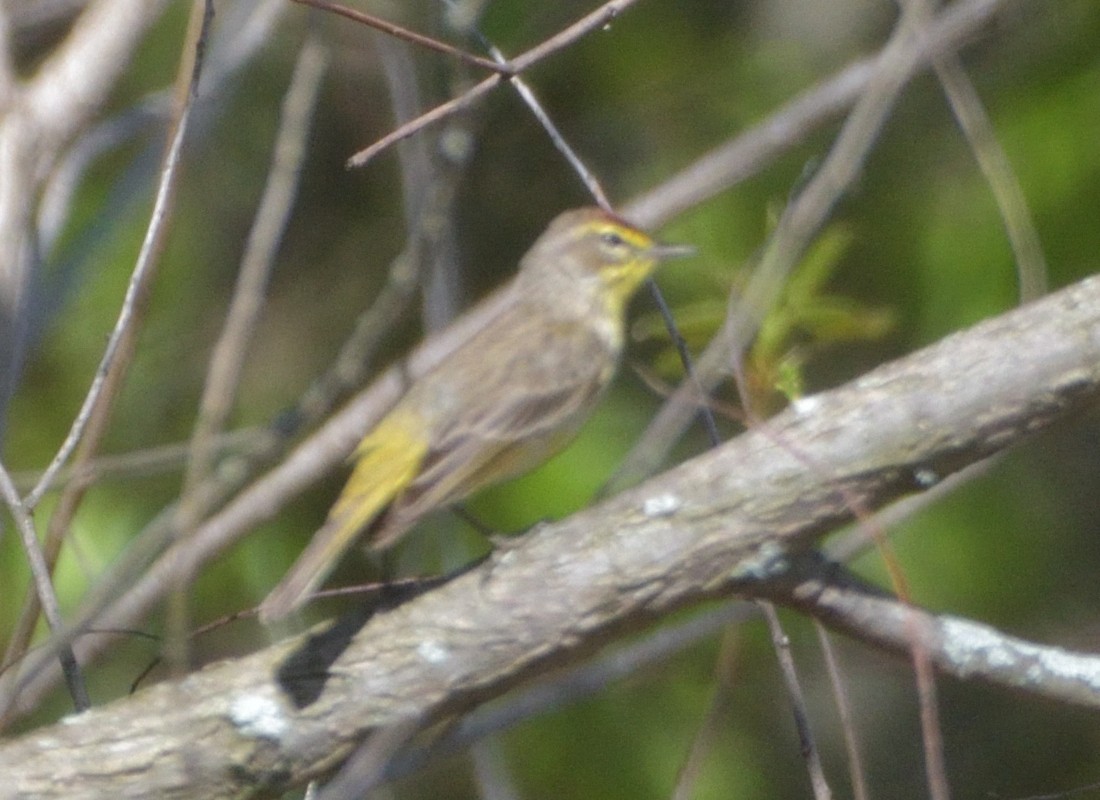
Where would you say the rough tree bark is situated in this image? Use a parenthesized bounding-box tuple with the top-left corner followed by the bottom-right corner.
(0, 268, 1097, 800)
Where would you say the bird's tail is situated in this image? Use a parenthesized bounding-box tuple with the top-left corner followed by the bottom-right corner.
(259, 415, 427, 622)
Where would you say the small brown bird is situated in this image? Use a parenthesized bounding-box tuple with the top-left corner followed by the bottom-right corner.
(260, 207, 691, 621)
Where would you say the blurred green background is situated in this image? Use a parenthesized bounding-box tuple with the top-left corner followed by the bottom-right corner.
(3, 0, 1100, 797)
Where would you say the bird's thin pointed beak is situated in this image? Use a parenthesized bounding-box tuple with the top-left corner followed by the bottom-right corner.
(650, 241, 696, 260)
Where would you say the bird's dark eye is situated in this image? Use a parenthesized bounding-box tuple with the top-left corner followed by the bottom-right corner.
(600, 231, 626, 248)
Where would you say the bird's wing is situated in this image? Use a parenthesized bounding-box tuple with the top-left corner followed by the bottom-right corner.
(370, 325, 614, 548)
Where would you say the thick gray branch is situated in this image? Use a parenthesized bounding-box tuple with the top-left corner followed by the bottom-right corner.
(1, 273, 1099, 798)
(768, 560, 1100, 710)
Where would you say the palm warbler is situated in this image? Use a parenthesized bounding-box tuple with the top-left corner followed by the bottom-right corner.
(260, 207, 691, 621)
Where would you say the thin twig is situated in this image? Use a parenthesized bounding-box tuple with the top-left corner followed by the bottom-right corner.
(759, 602, 832, 800)
(670, 628, 740, 800)
(291, 0, 507, 74)
(25, 0, 213, 510)
(181, 36, 327, 491)
(645, 280, 722, 445)
(0, 460, 87, 711)
(9, 429, 265, 492)
(374, 32, 462, 330)
(814, 622, 869, 800)
(915, 628, 949, 800)
(867, 490, 950, 800)
(166, 31, 329, 675)
(825, 459, 994, 563)
(938, 63, 1047, 301)
(346, 0, 645, 167)
(478, 38, 611, 210)
(348, 72, 502, 168)
(902, 0, 1047, 302)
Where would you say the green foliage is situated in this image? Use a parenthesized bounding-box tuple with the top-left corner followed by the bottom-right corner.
(632, 224, 894, 413)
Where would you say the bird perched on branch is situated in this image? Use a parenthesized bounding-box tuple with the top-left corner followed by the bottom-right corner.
(260, 206, 692, 622)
